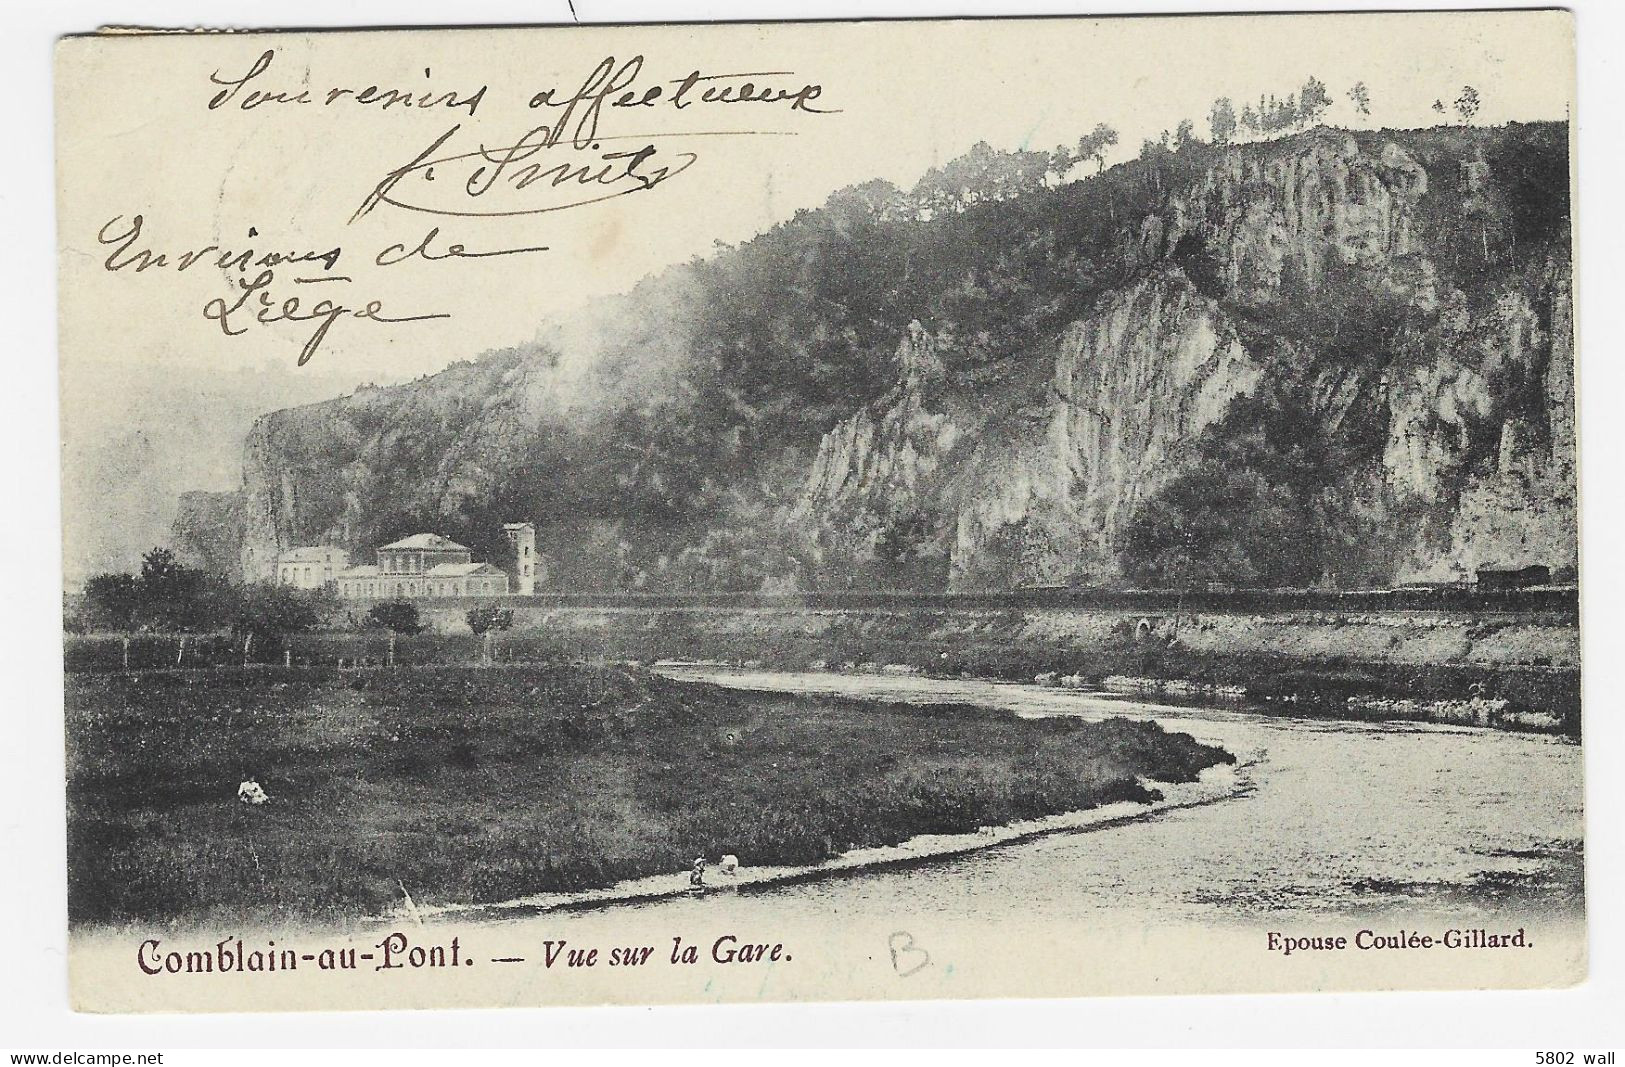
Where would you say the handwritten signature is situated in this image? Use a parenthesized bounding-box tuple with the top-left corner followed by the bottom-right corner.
(351, 123, 697, 222)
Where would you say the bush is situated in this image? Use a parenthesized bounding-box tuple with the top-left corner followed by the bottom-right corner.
(229, 582, 324, 646)
(466, 605, 515, 635)
(366, 601, 424, 635)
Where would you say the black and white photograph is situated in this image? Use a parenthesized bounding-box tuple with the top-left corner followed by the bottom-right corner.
(22, 2, 1610, 1036)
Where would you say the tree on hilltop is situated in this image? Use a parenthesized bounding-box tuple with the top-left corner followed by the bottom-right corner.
(823, 178, 908, 224)
(1347, 82, 1371, 120)
(1454, 85, 1482, 125)
(908, 141, 1053, 216)
(1298, 77, 1333, 127)
(1077, 122, 1120, 174)
(1209, 97, 1238, 145)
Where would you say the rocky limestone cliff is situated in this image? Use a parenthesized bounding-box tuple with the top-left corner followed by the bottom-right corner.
(237, 350, 558, 580)
(221, 123, 1574, 593)
(790, 323, 965, 566)
(792, 265, 1263, 589)
(791, 128, 1573, 588)
(1145, 131, 1429, 301)
(953, 267, 1260, 586)
(1430, 266, 1576, 578)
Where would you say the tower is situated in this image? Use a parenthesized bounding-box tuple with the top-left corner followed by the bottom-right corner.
(502, 522, 538, 596)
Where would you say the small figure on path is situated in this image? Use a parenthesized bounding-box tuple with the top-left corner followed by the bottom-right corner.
(719, 854, 739, 877)
(689, 857, 707, 890)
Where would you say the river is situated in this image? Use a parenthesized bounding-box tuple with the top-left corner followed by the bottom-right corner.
(585, 667, 1585, 929)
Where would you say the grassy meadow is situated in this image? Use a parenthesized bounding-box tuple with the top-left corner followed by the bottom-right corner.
(66, 663, 1232, 926)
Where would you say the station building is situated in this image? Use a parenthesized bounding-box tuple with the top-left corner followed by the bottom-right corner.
(334, 533, 510, 599)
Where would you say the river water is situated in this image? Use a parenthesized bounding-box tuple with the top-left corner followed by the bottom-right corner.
(597, 668, 1585, 929)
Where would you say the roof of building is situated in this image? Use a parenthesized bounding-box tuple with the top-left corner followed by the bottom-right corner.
(502, 522, 535, 531)
(426, 562, 504, 578)
(379, 533, 469, 551)
(279, 545, 347, 563)
(337, 565, 381, 578)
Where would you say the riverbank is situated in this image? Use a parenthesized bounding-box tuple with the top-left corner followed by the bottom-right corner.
(63, 601, 1581, 735)
(66, 663, 1233, 927)
(437, 604, 1580, 736)
(413, 758, 1251, 922)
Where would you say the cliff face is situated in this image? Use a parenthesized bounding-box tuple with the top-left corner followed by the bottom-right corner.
(789, 128, 1574, 588)
(169, 490, 244, 578)
(1429, 267, 1576, 578)
(237, 349, 559, 580)
(789, 323, 965, 568)
(954, 268, 1261, 587)
(1159, 134, 1429, 300)
(225, 123, 1575, 592)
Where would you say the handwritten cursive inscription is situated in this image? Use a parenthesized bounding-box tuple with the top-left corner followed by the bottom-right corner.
(97, 214, 451, 366)
(373, 226, 550, 267)
(202, 270, 449, 367)
(88, 48, 839, 370)
(208, 50, 490, 116)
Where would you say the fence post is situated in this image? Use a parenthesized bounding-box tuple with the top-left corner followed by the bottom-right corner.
(176, 635, 187, 668)
(388, 633, 396, 668)
(122, 636, 130, 671)
(243, 632, 253, 666)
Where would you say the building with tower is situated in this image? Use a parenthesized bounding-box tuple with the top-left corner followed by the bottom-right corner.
(502, 522, 539, 595)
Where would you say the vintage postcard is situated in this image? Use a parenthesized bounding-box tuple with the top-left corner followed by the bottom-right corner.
(55, 9, 1581, 1013)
